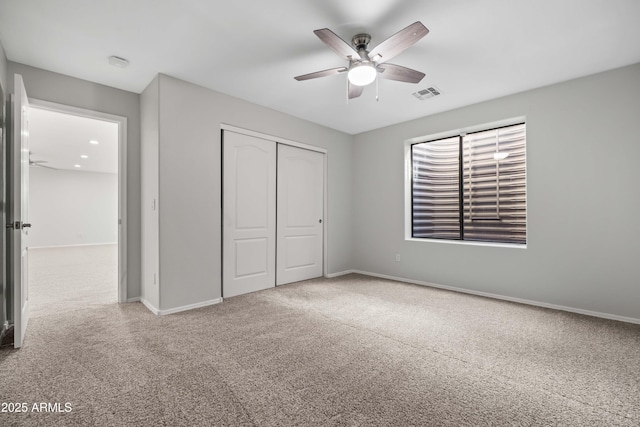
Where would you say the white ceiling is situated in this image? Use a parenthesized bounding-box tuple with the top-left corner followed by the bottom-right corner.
(1, 0, 640, 135)
(29, 108, 118, 174)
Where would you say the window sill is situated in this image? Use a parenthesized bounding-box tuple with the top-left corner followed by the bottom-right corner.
(405, 237, 527, 249)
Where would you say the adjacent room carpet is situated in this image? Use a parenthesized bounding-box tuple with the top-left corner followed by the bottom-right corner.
(28, 244, 117, 318)
(1, 274, 639, 426)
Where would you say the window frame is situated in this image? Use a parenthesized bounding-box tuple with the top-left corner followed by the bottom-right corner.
(404, 117, 527, 249)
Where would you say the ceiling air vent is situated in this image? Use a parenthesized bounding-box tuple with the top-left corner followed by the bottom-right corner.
(412, 86, 442, 100)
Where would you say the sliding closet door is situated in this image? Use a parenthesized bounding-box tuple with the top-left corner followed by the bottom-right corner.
(222, 131, 276, 298)
(277, 145, 324, 285)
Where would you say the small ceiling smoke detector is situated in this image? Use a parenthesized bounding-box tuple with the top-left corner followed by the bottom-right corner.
(108, 55, 129, 68)
(412, 86, 442, 101)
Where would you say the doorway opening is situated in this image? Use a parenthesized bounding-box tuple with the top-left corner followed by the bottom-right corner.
(27, 101, 127, 317)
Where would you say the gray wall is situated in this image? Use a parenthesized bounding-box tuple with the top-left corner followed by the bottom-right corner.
(5, 55, 635, 322)
(0, 40, 7, 92)
(152, 74, 353, 311)
(352, 63, 640, 321)
(7, 62, 141, 299)
(140, 76, 159, 308)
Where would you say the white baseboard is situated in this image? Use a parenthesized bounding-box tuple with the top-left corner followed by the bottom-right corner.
(29, 242, 118, 250)
(326, 270, 356, 278)
(351, 270, 640, 325)
(140, 298, 160, 315)
(126, 297, 140, 303)
(141, 297, 223, 316)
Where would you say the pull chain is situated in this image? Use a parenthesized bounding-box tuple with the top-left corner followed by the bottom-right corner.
(346, 76, 349, 104)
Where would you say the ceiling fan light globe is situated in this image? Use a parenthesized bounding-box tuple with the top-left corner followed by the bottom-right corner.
(348, 63, 377, 86)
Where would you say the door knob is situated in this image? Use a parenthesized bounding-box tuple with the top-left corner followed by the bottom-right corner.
(6, 221, 31, 230)
(6, 222, 32, 229)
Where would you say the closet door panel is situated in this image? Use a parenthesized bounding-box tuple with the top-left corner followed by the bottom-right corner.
(223, 131, 276, 298)
(277, 145, 324, 285)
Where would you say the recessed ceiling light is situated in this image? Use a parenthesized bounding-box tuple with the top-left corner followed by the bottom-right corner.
(74, 164, 81, 168)
(108, 55, 129, 68)
(89, 140, 99, 145)
(80, 155, 89, 159)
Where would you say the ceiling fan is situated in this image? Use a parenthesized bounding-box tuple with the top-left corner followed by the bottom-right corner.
(294, 21, 429, 99)
(29, 152, 58, 170)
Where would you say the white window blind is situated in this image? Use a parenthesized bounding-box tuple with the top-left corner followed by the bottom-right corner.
(411, 122, 526, 245)
(463, 124, 526, 244)
(412, 136, 460, 239)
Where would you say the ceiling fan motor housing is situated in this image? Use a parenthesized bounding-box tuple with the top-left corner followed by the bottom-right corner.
(351, 34, 371, 53)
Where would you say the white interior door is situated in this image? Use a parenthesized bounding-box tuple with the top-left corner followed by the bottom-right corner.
(222, 131, 276, 298)
(277, 145, 324, 285)
(10, 74, 30, 348)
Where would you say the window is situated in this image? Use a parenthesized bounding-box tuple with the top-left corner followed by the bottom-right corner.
(411, 122, 526, 245)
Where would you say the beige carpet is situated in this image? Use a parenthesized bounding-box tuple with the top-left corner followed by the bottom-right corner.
(1, 274, 639, 426)
(28, 244, 117, 318)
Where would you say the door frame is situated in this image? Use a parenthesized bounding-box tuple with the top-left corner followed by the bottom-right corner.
(0, 79, 7, 340)
(29, 99, 128, 303)
(220, 123, 329, 281)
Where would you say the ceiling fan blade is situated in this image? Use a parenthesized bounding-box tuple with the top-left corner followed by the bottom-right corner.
(348, 82, 364, 99)
(37, 164, 59, 170)
(294, 67, 348, 81)
(369, 21, 429, 64)
(377, 63, 425, 84)
(314, 28, 359, 59)
(30, 162, 58, 170)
